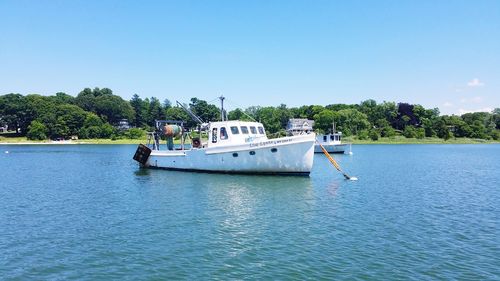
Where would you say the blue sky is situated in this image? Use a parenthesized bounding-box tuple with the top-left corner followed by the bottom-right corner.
(1, 0, 499, 115)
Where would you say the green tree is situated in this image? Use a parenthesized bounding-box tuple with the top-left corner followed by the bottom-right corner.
(493, 108, 500, 129)
(228, 108, 254, 121)
(0, 93, 28, 133)
(130, 94, 147, 127)
(381, 126, 396, 137)
(189, 98, 220, 123)
(335, 109, 370, 136)
(403, 126, 417, 138)
(255, 107, 282, 134)
(313, 109, 336, 133)
(148, 97, 166, 125)
(296, 105, 325, 120)
(125, 128, 146, 139)
(50, 92, 75, 105)
(369, 129, 380, 141)
(357, 130, 369, 140)
(415, 127, 425, 139)
(75, 87, 133, 125)
(95, 94, 134, 124)
(56, 104, 87, 136)
(26, 120, 48, 140)
(434, 118, 452, 140)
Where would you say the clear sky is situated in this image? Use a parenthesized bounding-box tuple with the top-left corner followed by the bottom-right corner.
(1, 0, 499, 115)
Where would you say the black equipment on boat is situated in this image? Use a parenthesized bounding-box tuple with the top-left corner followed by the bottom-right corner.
(133, 144, 152, 165)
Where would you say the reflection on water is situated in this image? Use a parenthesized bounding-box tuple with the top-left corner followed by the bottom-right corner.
(133, 167, 151, 177)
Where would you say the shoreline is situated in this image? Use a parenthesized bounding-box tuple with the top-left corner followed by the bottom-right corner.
(1, 137, 499, 145)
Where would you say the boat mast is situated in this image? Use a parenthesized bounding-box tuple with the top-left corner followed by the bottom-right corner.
(219, 95, 225, 121)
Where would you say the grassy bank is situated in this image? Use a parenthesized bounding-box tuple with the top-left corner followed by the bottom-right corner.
(0, 136, 146, 144)
(343, 136, 499, 144)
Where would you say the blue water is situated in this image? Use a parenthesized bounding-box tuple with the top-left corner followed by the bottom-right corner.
(0, 144, 499, 280)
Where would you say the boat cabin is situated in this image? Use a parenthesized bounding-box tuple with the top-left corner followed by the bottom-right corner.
(208, 121, 267, 147)
(318, 132, 342, 144)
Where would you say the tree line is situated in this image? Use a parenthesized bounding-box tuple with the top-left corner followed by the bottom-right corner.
(1, 87, 499, 141)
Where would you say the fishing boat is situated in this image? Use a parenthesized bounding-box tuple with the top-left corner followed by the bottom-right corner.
(314, 132, 347, 154)
(133, 97, 315, 175)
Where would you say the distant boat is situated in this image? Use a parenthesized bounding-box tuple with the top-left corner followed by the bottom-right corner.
(286, 118, 350, 154)
(133, 97, 315, 176)
(314, 132, 347, 154)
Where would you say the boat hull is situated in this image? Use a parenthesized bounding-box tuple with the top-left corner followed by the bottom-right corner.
(144, 134, 315, 176)
(314, 144, 346, 154)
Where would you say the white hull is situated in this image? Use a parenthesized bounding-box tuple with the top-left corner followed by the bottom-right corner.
(314, 144, 346, 154)
(145, 134, 315, 175)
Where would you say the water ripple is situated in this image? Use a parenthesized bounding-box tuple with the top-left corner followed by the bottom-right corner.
(0, 144, 499, 279)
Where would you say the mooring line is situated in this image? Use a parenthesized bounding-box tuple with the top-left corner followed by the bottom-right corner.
(316, 140, 357, 181)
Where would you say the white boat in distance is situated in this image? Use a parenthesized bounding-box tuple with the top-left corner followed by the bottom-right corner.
(133, 98, 315, 176)
(314, 132, 347, 154)
(286, 118, 349, 154)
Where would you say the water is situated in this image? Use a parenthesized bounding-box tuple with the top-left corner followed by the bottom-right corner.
(1, 144, 499, 280)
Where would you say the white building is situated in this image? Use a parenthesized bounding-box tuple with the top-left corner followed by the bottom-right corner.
(286, 118, 315, 136)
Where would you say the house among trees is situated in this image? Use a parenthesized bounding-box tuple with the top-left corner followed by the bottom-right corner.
(116, 119, 131, 131)
(287, 118, 315, 135)
(0, 118, 7, 132)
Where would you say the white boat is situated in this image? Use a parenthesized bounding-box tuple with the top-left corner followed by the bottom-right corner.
(314, 132, 347, 154)
(133, 98, 315, 176)
(286, 118, 350, 154)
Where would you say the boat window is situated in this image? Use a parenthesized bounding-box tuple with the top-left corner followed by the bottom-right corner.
(330, 135, 334, 141)
(232, 153, 238, 157)
(212, 128, 217, 143)
(338, 135, 341, 141)
(220, 127, 228, 140)
(241, 126, 249, 134)
(271, 148, 277, 153)
(250, 126, 257, 134)
(258, 127, 265, 134)
(323, 135, 327, 142)
(249, 151, 256, 155)
(230, 126, 239, 134)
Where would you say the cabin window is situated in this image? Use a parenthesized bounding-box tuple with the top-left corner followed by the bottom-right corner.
(323, 135, 327, 142)
(212, 128, 218, 143)
(330, 135, 334, 141)
(250, 126, 257, 134)
(232, 153, 238, 157)
(271, 148, 277, 153)
(258, 127, 265, 134)
(220, 127, 228, 140)
(230, 126, 239, 134)
(241, 126, 249, 134)
(249, 151, 256, 155)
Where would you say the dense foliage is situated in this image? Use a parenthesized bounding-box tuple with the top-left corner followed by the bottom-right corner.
(0, 89, 499, 141)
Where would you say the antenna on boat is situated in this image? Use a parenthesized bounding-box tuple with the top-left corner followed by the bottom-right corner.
(219, 95, 226, 121)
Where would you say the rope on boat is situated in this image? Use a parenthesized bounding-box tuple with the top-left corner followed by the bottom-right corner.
(316, 140, 357, 181)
